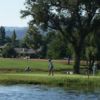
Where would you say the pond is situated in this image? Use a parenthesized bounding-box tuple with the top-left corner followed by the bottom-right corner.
(0, 85, 100, 100)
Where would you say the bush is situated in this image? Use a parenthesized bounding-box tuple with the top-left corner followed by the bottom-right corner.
(2, 43, 17, 58)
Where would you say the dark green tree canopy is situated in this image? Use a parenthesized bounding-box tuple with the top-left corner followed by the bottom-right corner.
(2, 43, 17, 58)
(11, 30, 17, 47)
(0, 26, 6, 45)
(21, 0, 100, 32)
(24, 25, 43, 50)
(47, 33, 67, 59)
(21, 0, 100, 50)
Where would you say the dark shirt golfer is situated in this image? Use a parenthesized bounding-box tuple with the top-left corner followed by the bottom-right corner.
(48, 59, 54, 76)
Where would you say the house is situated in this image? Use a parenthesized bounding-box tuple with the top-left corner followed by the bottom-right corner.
(14, 48, 38, 58)
(0, 46, 40, 58)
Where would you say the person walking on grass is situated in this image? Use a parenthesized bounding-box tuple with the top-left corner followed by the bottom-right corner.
(48, 58, 54, 76)
(92, 62, 97, 76)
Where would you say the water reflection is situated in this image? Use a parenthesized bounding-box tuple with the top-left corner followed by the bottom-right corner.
(0, 85, 99, 100)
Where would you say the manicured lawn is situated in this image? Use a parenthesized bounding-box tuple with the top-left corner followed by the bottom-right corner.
(0, 58, 73, 72)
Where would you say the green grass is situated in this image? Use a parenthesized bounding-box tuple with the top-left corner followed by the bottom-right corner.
(0, 58, 73, 72)
(0, 73, 99, 90)
(0, 58, 100, 89)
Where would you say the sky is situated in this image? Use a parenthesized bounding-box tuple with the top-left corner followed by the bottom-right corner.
(0, 0, 30, 27)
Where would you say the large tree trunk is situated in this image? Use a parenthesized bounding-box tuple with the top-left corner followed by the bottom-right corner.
(74, 51, 81, 74)
(73, 36, 85, 74)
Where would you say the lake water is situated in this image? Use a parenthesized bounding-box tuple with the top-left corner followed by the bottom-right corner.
(0, 85, 100, 100)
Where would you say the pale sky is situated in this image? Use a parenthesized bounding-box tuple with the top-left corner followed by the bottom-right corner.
(0, 0, 30, 27)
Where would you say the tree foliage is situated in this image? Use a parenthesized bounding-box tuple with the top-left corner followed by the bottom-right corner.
(24, 25, 43, 50)
(21, 0, 100, 73)
(2, 43, 17, 58)
(47, 32, 67, 59)
(0, 26, 6, 45)
(11, 30, 17, 47)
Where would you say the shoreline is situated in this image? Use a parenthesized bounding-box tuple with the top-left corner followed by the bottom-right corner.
(0, 73, 99, 90)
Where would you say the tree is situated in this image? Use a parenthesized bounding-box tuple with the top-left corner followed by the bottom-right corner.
(2, 43, 17, 58)
(0, 26, 6, 45)
(24, 25, 43, 57)
(21, 0, 100, 73)
(96, 30, 100, 61)
(5, 36, 12, 44)
(19, 39, 28, 48)
(45, 31, 56, 44)
(47, 32, 67, 59)
(11, 30, 17, 47)
(26, 25, 43, 49)
(85, 33, 97, 72)
(43, 31, 56, 58)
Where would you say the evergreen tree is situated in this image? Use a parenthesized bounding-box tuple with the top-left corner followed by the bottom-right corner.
(25, 25, 43, 50)
(0, 26, 6, 45)
(11, 30, 17, 47)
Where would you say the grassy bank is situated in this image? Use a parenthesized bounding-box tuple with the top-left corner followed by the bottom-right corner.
(0, 73, 100, 89)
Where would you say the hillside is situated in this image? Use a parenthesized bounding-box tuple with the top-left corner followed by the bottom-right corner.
(5, 27, 28, 39)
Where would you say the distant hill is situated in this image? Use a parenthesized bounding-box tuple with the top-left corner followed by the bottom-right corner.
(5, 27, 28, 39)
